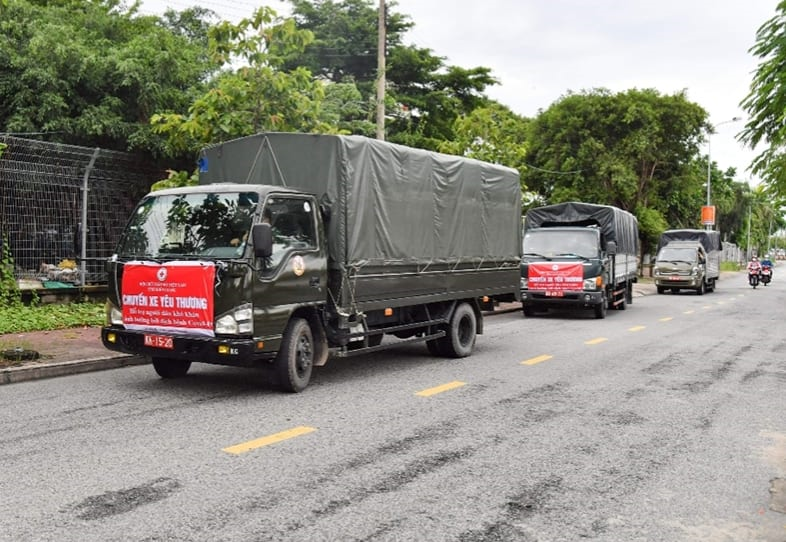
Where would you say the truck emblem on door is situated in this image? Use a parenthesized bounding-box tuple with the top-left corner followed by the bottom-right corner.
(292, 255, 306, 276)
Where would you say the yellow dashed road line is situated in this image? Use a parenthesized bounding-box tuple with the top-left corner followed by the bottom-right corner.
(628, 325, 646, 332)
(584, 337, 608, 345)
(659, 317, 673, 322)
(223, 426, 316, 455)
(522, 354, 553, 366)
(416, 381, 466, 397)
(683, 310, 695, 314)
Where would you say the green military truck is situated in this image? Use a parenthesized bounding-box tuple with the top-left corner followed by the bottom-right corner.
(653, 229, 721, 295)
(520, 202, 639, 319)
(101, 133, 522, 392)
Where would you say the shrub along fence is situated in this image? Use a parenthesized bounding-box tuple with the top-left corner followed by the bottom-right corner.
(0, 135, 165, 286)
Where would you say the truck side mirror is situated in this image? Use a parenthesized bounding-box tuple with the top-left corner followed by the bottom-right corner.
(252, 223, 273, 259)
(607, 241, 617, 255)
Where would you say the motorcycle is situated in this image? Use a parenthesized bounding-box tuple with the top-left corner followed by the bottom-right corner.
(760, 264, 772, 286)
(749, 268, 760, 288)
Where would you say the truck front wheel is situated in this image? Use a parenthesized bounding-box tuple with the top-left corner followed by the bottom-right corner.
(593, 299, 607, 319)
(276, 317, 314, 393)
(152, 357, 191, 379)
(437, 302, 477, 358)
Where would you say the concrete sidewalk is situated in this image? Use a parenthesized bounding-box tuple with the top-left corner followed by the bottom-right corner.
(0, 279, 664, 385)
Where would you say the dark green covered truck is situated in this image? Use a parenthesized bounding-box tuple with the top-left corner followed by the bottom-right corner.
(520, 202, 639, 319)
(101, 133, 522, 392)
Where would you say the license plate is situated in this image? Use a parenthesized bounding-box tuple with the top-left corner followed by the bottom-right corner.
(545, 290, 564, 297)
(669, 276, 680, 281)
(144, 334, 174, 349)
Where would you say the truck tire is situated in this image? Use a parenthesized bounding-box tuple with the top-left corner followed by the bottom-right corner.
(696, 280, 705, 295)
(522, 304, 535, 317)
(276, 317, 314, 393)
(593, 299, 607, 319)
(152, 357, 191, 379)
(656, 286, 665, 294)
(626, 282, 633, 304)
(437, 302, 477, 358)
(426, 338, 444, 356)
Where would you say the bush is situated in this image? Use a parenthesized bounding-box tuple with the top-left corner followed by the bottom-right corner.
(0, 302, 105, 334)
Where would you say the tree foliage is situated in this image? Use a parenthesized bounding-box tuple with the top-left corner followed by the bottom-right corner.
(151, 7, 334, 157)
(282, 0, 500, 148)
(740, 1, 786, 196)
(0, 0, 217, 156)
(522, 88, 709, 252)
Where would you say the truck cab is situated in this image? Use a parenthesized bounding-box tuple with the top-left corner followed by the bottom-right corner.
(653, 240, 711, 295)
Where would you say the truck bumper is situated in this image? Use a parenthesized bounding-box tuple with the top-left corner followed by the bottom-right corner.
(521, 289, 604, 308)
(654, 276, 701, 288)
(101, 327, 276, 367)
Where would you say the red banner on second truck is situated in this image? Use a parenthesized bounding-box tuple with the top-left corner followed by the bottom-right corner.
(528, 262, 584, 296)
(121, 262, 215, 336)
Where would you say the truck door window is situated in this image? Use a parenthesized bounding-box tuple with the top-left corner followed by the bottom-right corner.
(264, 197, 317, 267)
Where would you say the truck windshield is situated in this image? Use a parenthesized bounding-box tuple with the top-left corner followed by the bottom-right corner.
(116, 191, 258, 259)
(522, 230, 598, 259)
(657, 247, 696, 263)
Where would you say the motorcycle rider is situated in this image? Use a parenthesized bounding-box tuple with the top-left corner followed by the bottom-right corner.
(747, 255, 762, 276)
(761, 254, 774, 275)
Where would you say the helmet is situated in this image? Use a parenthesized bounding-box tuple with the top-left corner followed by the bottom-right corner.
(752, 256, 758, 261)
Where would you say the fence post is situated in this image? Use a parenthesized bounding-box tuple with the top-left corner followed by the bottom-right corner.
(80, 148, 100, 284)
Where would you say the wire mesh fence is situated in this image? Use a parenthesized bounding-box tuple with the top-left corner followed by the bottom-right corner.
(0, 135, 166, 285)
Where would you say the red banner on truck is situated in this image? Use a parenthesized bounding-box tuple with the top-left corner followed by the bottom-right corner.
(528, 262, 584, 296)
(121, 261, 215, 336)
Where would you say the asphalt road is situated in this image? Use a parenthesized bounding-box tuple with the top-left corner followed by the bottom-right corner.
(1, 274, 785, 541)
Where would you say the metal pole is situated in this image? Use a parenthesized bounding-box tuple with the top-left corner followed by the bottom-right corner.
(80, 148, 100, 285)
(705, 135, 712, 231)
(375, 0, 386, 140)
(746, 203, 752, 260)
(705, 117, 741, 231)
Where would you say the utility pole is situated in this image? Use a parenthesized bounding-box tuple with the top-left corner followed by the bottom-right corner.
(375, 0, 386, 140)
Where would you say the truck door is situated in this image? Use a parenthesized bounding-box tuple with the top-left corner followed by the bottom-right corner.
(260, 195, 327, 308)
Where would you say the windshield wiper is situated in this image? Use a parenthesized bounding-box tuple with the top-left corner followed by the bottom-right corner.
(522, 252, 551, 260)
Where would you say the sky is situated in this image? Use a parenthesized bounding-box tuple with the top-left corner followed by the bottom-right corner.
(138, 0, 779, 185)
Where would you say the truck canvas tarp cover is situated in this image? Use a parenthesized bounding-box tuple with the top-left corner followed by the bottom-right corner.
(657, 229, 722, 253)
(199, 133, 522, 308)
(525, 201, 639, 256)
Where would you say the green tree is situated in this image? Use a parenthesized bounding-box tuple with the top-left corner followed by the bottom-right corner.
(151, 7, 333, 157)
(439, 102, 529, 191)
(282, 0, 500, 148)
(0, 0, 217, 157)
(740, 1, 786, 196)
(283, 0, 412, 87)
(522, 88, 709, 254)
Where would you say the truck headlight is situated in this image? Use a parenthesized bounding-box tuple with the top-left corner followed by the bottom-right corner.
(653, 268, 661, 276)
(520, 277, 528, 289)
(215, 303, 254, 335)
(106, 301, 123, 326)
(583, 276, 602, 290)
(691, 266, 699, 275)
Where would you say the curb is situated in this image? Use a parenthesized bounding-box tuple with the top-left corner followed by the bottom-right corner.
(1, 355, 147, 385)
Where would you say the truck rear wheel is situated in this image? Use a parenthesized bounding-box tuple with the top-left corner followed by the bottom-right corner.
(276, 317, 314, 393)
(437, 302, 477, 358)
(152, 357, 191, 379)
